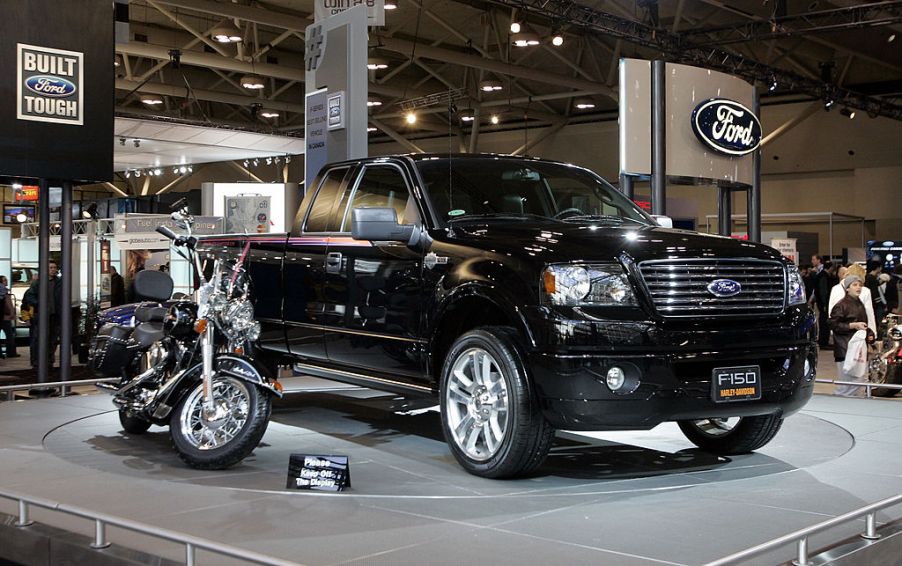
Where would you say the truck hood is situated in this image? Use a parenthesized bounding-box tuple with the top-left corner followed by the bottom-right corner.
(440, 221, 784, 265)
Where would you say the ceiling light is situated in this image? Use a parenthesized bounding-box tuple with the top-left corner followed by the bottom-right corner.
(824, 97, 835, 109)
(243, 159, 250, 167)
(210, 22, 242, 43)
(253, 159, 259, 166)
(512, 32, 540, 47)
(460, 110, 475, 122)
(840, 107, 856, 119)
(367, 99, 383, 107)
(367, 127, 378, 132)
(12, 183, 22, 189)
(153, 168, 162, 176)
(15, 213, 28, 224)
(551, 33, 564, 47)
(574, 98, 596, 110)
(259, 109, 280, 118)
(124, 171, 130, 178)
(240, 74, 265, 89)
(490, 115, 500, 125)
(173, 167, 180, 174)
(140, 94, 163, 105)
(480, 80, 503, 92)
(510, 9, 521, 34)
(405, 112, 417, 124)
(384, 0, 397, 9)
(889, 33, 896, 43)
(266, 157, 273, 165)
(367, 57, 389, 70)
(769, 76, 778, 92)
(135, 170, 141, 177)
(114, 55, 122, 67)
(133, 139, 140, 147)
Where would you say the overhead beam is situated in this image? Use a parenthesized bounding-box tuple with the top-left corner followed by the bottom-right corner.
(150, 0, 311, 31)
(369, 118, 425, 153)
(116, 78, 306, 113)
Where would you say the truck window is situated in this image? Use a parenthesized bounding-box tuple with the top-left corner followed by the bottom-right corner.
(341, 165, 417, 231)
(304, 167, 350, 233)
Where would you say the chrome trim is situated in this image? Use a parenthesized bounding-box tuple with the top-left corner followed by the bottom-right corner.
(293, 362, 434, 393)
(282, 320, 427, 343)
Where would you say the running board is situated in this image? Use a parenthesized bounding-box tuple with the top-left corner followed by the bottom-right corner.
(291, 363, 436, 398)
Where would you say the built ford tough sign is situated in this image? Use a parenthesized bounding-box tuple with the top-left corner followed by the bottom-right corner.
(200, 154, 816, 478)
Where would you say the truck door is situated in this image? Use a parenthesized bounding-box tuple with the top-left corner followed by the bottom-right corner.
(245, 236, 289, 354)
(322, 163, 427, 383)
(284, 166, 354, 362)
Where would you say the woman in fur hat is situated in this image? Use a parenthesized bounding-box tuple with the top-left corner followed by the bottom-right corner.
(829, 275, 873, 397)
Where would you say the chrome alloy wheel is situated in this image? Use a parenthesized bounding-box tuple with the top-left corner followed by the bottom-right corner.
(179, 377, 251, 450)
(689, 417, 741, 437)
(445, 347, 509, 461)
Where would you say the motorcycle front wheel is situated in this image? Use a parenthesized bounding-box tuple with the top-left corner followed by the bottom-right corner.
(170, 375, 271, 470)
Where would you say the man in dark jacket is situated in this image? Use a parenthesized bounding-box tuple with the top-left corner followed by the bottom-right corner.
(22, 261, 62, 369)
(811, 255, 832, 347)
(829, 274, 871, 397)
(109, 265, 125, 307)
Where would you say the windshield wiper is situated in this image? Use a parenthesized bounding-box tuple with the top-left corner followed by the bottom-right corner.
(447, 212, 550, 223)
(560, 214, 645, 225)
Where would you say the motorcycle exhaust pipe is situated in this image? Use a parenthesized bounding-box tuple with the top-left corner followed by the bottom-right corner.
(95, 382, 118, 395)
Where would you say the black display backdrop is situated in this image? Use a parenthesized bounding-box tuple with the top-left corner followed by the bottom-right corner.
(0, 0, 114, 183)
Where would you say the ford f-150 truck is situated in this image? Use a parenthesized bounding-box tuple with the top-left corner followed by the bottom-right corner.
(201, 154, 816, 478)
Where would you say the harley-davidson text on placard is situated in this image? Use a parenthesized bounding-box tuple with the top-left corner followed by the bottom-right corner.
(17, 43, 84, 125)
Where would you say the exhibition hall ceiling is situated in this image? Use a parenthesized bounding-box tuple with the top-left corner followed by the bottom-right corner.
(116, 0, 902, 151)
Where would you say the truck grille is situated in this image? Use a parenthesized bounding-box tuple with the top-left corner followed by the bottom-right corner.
(638, 259, 786, 317)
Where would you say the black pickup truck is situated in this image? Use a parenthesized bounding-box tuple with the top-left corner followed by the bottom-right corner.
(201, 154, 816, 478)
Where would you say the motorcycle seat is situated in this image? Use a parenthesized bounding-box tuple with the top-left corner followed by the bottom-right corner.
(132, 322, 165, 348)
(135, 304, 168, 323)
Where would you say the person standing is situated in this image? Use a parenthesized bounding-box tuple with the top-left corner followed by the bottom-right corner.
(0, 276, 18, 358)
(811, 255, 831, 348)
(865, 260, 884, 321)
(109, 265, 126, 307)
(829, 275, 873, 397)
(22, 261, 62, 369)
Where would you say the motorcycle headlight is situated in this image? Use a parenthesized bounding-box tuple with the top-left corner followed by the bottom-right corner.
(787, 264, 806, 306)
(543, 264, 636, 306)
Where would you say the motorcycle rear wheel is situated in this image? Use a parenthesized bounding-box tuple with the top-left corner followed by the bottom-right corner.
(170, 375, 271, 470)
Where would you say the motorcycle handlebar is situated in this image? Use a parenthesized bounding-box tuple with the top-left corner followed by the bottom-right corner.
(155, 226, 178, 240)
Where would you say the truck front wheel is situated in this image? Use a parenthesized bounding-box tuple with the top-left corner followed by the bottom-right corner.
(440, 327, 555, 478)
(678, 414, 783, 455)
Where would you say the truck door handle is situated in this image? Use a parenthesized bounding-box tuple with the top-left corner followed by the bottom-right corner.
(326, 252, 342, 274)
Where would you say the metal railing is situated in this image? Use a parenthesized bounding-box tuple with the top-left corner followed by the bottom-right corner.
(0, 489, 302, 566)
(0, 378, 118, 401)
(814, 378, 902, 398)
(20, 218, 116, 238)
(703, 494, 902, 566)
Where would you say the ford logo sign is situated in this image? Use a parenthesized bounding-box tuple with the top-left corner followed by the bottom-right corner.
(707, 279, 742, 298)
(691, 99, 762, 156)
(24, 75, 76, 98)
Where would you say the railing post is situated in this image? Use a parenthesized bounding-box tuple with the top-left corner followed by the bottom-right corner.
(186, 542, 196, 566)
(91, 519, 111, 549)
(17, 500, 33, 527)
(862, 512, 881, 540)
(792, 536, 809, 566)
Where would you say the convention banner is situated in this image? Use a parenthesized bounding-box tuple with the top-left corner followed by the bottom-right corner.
(314, 0, 384, 27)
(0, 0, 114, 183)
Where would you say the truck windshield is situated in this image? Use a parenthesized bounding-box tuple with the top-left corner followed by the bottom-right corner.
(416, 158, 652, 227)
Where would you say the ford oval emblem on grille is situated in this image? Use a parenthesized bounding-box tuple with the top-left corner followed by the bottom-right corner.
(707, 279, 742, 298)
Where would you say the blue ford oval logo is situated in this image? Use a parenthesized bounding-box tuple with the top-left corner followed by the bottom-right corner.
(707, 279, 742, 298)
(25, 75, 76, 98)
(691, 99, 761, 156)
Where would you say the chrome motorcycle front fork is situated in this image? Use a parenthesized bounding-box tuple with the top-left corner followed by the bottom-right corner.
(201, 320, 215, 415)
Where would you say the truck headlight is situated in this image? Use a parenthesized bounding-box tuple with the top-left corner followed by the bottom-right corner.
(787, 264, 806, 306)
(543, 264, 636, 306)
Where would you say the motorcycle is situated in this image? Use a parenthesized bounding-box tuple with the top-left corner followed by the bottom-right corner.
(92, 202, 281, 469)
(871, 313, 902, 397)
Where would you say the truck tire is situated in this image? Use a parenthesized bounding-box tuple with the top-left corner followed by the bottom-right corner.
(440, 326, 555, 478)
(678, 414, 783, 455)
(170, 375, 271, 470)
(119, 409, 152, 434)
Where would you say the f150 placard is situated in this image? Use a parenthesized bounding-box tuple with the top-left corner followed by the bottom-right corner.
(17, 43, 83, 126)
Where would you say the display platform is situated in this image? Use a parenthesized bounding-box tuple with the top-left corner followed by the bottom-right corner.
(1, 380, 901, 566)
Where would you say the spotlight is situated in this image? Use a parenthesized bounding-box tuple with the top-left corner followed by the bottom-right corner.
(240, 74, 265, 90)
(367, 99, 383, 107)
(889, 33, 896, 43)
(133, 139, 140, 148)
(480, 80, 503, 92)
(243, 159, 250, 167)
(124, 170, 131, 178)
(168, 49, 181, 67)
(11, 183, 22, 190)
(574, 98, 596, 110)
(15, 213, 27, 224)
(285, 155, 292, 163)
(367, 57, 389, 70)
(405, 112, 416, 124)
(367, 127, 378, 132)
(253, 159, 259, 166)
(490, 114, 500, 125)
(119, 137, 126, 146)
(259, 109, 279, 118)
(512, 32, 540, 47)
(384, 0, 397, 8)
(210, 22, 242, 43)
(82, 202, 98, 219)
(551, 33, 564, 47)
(460, 109, 475, 122)
(135, 169, 141, 177)
(173, 167, 179, 174)
(114, 55, 121, 67)
(140, 94, 163, 105)
(824, 98, 835, 110)
(769, 76, 778, 92)
(840, 107, 856, 119)
(510, 9, 521, 34)
(266, 157, 273, 165)
(187, 166, 193, 173)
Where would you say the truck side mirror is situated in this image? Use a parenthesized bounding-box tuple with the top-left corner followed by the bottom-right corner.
(351, 207, 419, 245)
(651, 215, 673, 228)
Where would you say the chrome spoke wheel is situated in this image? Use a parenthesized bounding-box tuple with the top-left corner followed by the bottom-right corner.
(445, 347, 509, 461)
(690, 417, 741, 438)
(179, 377, 251, 451)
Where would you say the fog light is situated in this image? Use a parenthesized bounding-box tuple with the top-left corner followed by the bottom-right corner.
(606, 366, 626, 391)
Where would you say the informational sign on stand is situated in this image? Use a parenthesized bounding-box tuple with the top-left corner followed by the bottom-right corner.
(770, 238, 798, 264)
(286, 454, 351, 492)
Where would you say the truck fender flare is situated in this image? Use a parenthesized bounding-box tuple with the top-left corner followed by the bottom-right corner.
(431, 282, 537, 350)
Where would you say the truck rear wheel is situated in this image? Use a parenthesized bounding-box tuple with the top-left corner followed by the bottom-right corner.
(678, 414, 783, 455)
(440, 327, 554, 478)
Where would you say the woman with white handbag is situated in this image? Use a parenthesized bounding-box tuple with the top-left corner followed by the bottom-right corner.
(829, 275, 874, 397)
